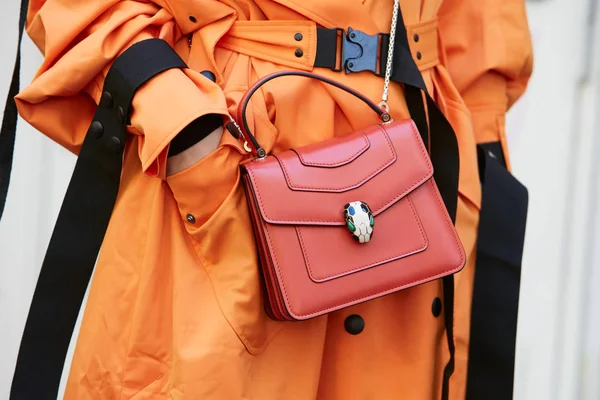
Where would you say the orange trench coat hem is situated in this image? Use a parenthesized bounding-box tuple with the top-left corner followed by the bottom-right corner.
(15, 0, 533, 399)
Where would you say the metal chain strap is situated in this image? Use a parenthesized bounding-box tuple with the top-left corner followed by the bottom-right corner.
(379, 0, 399, 113)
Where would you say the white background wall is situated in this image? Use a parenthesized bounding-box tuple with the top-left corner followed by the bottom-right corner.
(1, 0, 599, 399)
(507, 0, 600, 399)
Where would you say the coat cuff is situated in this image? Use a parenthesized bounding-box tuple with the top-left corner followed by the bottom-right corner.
(128, 67, 229, 178)
(459, 73, 513, 170)
(468, 108, 511, 171)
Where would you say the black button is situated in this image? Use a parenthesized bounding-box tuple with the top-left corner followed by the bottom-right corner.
(186, 214, 196, 224)
(100, 91, 113, 109)
(344, 314, 364, 335)
(189, 16, 197, 23)
(294, 33, 303, 41)
(432, 297, 442, 317)
(413, 33, 420, 42)
(200, 70, 216, 82)
(295, 49, 303, 57)
(109, 136, 122, 153)
(89, 121, 103, 139)
(416, 51, 422, 60)
(116, 106, 125, 124)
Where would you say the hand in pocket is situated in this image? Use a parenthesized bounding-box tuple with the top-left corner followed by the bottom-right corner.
(166, 125, 223, 176)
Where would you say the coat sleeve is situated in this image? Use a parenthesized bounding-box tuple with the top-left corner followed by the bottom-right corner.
(14, 0, 229, 177)
(438, 0, 534, 165)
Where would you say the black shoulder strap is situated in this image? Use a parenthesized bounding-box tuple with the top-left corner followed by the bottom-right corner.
(0, 0, 28, 220)
(9, 37, 187, 399)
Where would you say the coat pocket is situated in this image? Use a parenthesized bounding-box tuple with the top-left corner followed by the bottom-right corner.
(166, 142, 244, 229)
(194, 179, 285, 354)
(167, 145, 284, 354)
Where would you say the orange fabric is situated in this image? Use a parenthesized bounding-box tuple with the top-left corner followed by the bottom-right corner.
(438, 0, 534, 170)
(15, 0, 533, 398)
(407, 18, 440, 71)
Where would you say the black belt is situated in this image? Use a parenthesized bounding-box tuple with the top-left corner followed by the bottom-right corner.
(7, 5, 459, 400)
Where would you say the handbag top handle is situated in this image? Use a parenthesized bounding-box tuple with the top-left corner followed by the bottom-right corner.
(227, 70, 392, 159)
(227, 0, 400, 159)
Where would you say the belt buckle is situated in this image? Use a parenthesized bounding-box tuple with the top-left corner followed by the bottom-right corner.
(338, 27, 381, 75)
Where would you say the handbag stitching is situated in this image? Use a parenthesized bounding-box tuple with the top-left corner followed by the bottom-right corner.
(264, 188, 464, 319)
(297, 195, 428, 282)
(294, 134, 370, 167)
(276, 127, 395, 191)
(245, 119, 464, 319)
(245, 176, 293, 320)
(246, 122, 433, 224)
(255, 179, 465, 319)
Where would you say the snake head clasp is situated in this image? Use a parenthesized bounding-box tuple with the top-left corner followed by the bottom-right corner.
(343, 201, 374, 243)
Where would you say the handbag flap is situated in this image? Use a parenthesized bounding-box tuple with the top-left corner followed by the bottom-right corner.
(242, 119, 433, 226)
(296, 132, 370, 168)
(281, 130, 396, 192)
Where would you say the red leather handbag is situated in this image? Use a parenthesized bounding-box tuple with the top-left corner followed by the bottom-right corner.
(226, 2, 464, 321)
(227, 70, 466, 321)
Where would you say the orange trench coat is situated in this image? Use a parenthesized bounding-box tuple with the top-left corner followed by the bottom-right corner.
(16, 0, 533, 398)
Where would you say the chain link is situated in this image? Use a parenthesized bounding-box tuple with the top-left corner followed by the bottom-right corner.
(378, 0, 399, 112)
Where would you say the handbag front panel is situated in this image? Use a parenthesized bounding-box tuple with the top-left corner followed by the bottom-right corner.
(242, 120, 466, 320)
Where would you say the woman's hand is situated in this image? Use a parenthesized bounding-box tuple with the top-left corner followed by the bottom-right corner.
(166, 125, 223, 176)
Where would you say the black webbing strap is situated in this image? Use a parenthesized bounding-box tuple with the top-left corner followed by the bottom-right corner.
(0, 0, 28, 220)
(466, 143, 528, 400)
(9, 38, 187, 399)
(315, 12, 459, 400)
(315, 28, 339, 71)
